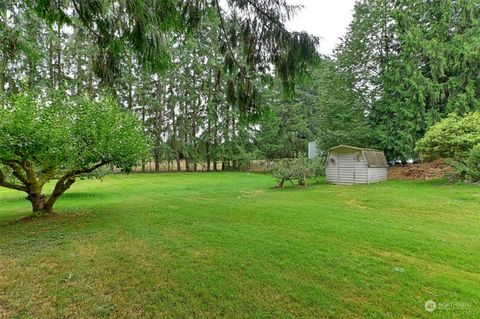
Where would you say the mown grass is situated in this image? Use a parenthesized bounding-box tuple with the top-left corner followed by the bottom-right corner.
(0, 173, 479, 318)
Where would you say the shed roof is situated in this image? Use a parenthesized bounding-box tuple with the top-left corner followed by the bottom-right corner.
(329, 145, 381, 152)
(362, 150, 388, 168)
(328, 145, 388, 168)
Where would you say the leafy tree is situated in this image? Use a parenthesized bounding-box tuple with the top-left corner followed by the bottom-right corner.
(416, 112, 480, 181)
(272, 157, 324, 189)
(0, 91, 149, 215)
(255, 104, 311, 160)
(1, 2, 320, 173)
(467, 145, 480, 182)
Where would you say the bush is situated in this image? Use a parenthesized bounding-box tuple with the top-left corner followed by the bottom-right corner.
(467, 144, 480, 182)
(272, 157, 324, 188)
(416, 112, 480, 182)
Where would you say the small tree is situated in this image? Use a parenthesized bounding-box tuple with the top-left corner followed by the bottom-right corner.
(272, 157, 324, 188)
(0, 91, 149, 216)
(416, 112, 480, 181)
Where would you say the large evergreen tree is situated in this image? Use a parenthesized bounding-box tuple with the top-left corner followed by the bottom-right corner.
(337, 0, 480, 160)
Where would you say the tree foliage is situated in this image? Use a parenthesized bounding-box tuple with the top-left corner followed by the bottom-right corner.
(26, 0, 319, 105)
(272, 157, 324, 188)
(0, 91, 149, 215)
(255, 77, 318, 159)
(315, 59, 372, 152)
(255, 58, 374, 160)
(337, 0, 480, 160)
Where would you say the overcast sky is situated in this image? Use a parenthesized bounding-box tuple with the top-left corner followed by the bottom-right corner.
(285, 0, 357, 55)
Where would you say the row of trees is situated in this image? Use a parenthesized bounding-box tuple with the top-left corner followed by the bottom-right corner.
(262, 0, 480, 171)
(1, 1, 324, 172)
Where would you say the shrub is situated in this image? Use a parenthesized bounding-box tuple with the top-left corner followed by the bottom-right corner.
(416, 112, 480, 181)
(467, 144, 480, 182)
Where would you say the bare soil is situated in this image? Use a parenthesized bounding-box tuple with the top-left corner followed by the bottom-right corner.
(388, 159, 454, 180)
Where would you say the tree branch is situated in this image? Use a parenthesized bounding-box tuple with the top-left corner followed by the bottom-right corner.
(39, 167, 56, 184)
(45, 161, 110, 208)
(243, 0, 286, 29)
(0, 169, 27, 192)
(1, 160, 29, 185)
(214, 0, 240, 68)
(71, 0, 102, 40)
(70, 161, 110, 176)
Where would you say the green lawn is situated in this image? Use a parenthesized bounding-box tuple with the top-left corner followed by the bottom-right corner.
(0, 173, 479, 318)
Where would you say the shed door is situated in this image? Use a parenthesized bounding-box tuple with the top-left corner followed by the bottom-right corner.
(338, 152, 355, 184)
(326, 152, 339, 183)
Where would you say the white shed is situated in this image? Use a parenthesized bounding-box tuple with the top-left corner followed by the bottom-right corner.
(326, 145, 388, 185)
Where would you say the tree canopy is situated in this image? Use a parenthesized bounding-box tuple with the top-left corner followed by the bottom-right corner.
(25, 0, 319, 101)
(0, 91, 149, 215)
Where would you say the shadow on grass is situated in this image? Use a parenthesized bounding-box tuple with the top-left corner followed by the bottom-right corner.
(270, 179, 327, 191)
(1, 208, 96, 224)
(0, 210, 98, 258)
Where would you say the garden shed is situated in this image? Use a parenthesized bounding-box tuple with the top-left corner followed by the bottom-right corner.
(326, 145, 388, 185)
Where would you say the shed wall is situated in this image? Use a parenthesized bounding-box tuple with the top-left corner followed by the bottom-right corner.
(367, 167, 388, 183)
(326, 151, 369, 184)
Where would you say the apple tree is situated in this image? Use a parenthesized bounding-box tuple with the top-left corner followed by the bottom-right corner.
(0, 91, 149, 215)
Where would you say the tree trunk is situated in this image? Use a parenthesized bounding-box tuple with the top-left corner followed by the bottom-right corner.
(41, 175, 77, 215)
(298, 174, 307, 189)
(56, 24, 62, 87)
(141, 104, 146, 173)
(29, 192, 50, 215)
(273, 179, 285, 189)
(0, 5, 6, 94)
(154, 154, 160, 172)
(175, 149, 181, 171)
(154, 79, 164, 173)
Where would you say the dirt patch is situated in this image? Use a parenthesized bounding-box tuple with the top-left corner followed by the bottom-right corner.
(388, 159, 454, 180)
(20, 212, 59, 223)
